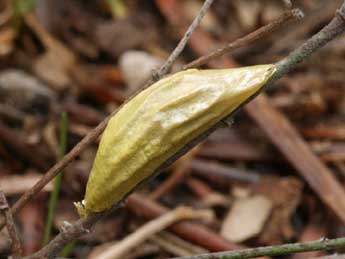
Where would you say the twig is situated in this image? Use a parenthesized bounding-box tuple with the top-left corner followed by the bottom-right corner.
(172, 237, 345, 259)
(183, 8, 303, 69)
(150, 148, 198, 200)
(310, 255, 345, 259)
(272, 3, 345, 82)
(23, 2, 345, 258)
(149, 0, 215, 84)
(0, 0, 214, 232)
(91, 207, 211, 259)
(126, 194, 240, 252)
(42, 113, 69, 245)
(25, 193, 237, 259)
(24, 212, 103, 259)
(149, 160, 191, 200)
(191, 159, 260, 183)
(0, 191, 22, 258)
(149, 232, 208, 257)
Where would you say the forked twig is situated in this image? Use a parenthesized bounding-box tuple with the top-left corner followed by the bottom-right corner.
(149, 0, 215, 84)
(0, 191, 22, 258)
(183, 8, 303, 69)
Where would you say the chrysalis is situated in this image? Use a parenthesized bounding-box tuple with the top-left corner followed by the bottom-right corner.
(75, 65, 275, 218)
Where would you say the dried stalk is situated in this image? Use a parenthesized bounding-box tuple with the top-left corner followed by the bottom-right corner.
(0, 191, 22, 258)
(173, 237, 345, 259)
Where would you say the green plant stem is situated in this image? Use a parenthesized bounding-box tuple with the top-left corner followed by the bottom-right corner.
(42, 113, 68, 245)
(173, 237, 345, 259)
(60, 240, 76, 257)
(107, 0, 128, 18)
(11, 0, 37, 28)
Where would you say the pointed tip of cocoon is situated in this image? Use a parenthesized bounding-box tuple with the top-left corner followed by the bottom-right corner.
(221, 64, 276, 101)
(242, 64, 276, 94)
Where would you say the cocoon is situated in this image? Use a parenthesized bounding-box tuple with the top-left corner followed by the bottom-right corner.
(75, 65, 275, 218)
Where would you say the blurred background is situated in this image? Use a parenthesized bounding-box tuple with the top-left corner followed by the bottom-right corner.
(0, 0, 345, 258)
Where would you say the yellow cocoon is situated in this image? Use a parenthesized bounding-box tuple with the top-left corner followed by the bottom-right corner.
(75, 65, 275, 218)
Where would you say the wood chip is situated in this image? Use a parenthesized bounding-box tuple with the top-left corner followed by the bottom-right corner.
(221, 195, 272, 242)
(255, 176, 303, 244)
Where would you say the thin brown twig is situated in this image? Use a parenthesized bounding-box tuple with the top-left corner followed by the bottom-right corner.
(24, 2, 345, 258)
(172, 237, 345, 259)
(126, 194, 240, 252)
(183, 8, 303, 69)
(310, 254, 345, 259)
(149, 0, 215, 84)
(150, 162, 191, 200)
(0, 0, 215, 231)
(92, 207, 211, 259)
(149, 232, 208, 257)
(0, 191, 22, 259)
(149, 148, 198, 200)
(272, 3, 345, 81)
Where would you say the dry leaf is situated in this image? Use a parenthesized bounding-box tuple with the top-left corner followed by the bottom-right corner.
(254, 176, 304, 244)
(25, 13, 76, 90)
(34, 51, 73, 89)
(221, 195, 272, 242)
